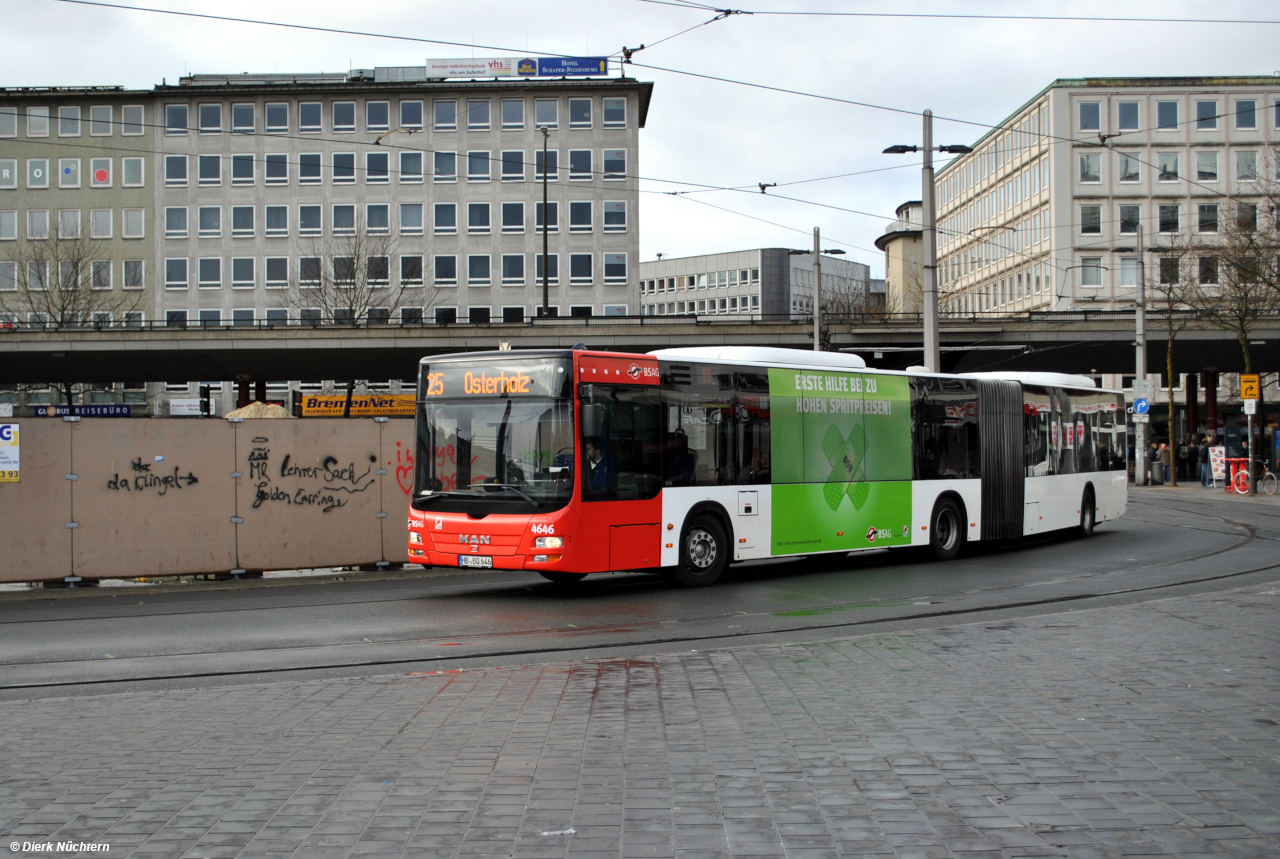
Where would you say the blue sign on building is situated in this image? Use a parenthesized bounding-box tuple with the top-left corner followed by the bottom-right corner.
(32, 404, 134, 417)
(535, 57, 608, 77)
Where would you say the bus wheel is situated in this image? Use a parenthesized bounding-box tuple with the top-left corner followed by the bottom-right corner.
(1078, 489, 1096, 537)
(538, 571, 587, 584)
(675, 515, 728, 587)
(929, 497, 964, 561)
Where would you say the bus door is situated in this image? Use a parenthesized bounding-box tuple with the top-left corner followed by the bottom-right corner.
(576, 355, 664, 571)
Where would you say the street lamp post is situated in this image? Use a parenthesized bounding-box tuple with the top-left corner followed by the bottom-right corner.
(885, 111, 971, 372)
(788, 240, 845, 351)
(541, 127, 550, 318)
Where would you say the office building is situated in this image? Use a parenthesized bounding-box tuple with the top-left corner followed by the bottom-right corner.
(638, 247, 870, 320)
(874, 201, 924, 314)
(934, 77, 1280, 314)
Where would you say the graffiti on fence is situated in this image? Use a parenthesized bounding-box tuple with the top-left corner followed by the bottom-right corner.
(246, 435, 377, 513)
(106, 457, 199, 496)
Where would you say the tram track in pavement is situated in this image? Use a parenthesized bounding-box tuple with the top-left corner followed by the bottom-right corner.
(0, 494, 1274, 694)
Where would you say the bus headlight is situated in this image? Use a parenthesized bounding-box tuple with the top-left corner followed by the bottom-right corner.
(535, 536, 563, 549)
(409, 531, 423, 544)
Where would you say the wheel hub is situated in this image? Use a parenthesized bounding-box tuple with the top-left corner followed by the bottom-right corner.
(687, 528, 717, 569)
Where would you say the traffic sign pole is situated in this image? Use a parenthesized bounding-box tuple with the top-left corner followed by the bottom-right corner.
(1241, 374, 1260, 496)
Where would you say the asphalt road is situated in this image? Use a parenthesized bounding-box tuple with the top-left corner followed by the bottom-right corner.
(3, 487, 1277, 698)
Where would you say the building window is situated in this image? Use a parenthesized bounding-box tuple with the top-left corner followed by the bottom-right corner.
(399, 100, 423, 130)
(122, 105, 144, 135)
(1196, 151, 1218, 181)
(198, 258, 222, 288)
(122, 157, 144, 187)
(535, 149, 558, 181)
(469, 307, 491, 324)
(198, 310, 221, 328)
(535, 99, 558, 128)
(122, 208, 144, 239)
(434, 151, 456, 182)
(603, 97, 626, 128)
(502, 307, 525, 323)
(1159, 257, 1180, 285)
(89, 105, 111, 136)
(501, 150, 524, 181)
(535, 254, 559, 284)
(165, 104, 187, 134)
(467, 202, 490, 234)
(1119, 205, 1140, 235)
(1158, 205, 1179, 233)
(366, 151, 389, 183)
(0, 107, 13, 138)
(501, 254, 525, 285)
(299, 205, 321, 236)
(501, 201, 524, 233)
(90, 260, 111, 290)
(300, 257, 321, 286)
(123, 260, 144, 290)
(1119, 258, 1138, 286)
(1195, 100, 1217, 130)
(1156, 101, 1178, 130)
(1237, 151, 1257, 181)
(603, 149, 626, 179)
(1118, 153, 1140, 182)
(604, 253, 627, 283)
(57, 105, 80, 137)
(467, 151, 491, 181)
(434, 255, 457, 285)
(332, 205, 355, 235)
(501, 99, 524, 129)
(1080, 205, 1101, 234)
(198, 206, 221, 238)
(1236, 99, 1257, 129)
(197, 103, 221, 133)
(231, 154, 254, 185)
(434, 204, 456, 235)
(367, 204, 390, 235)
(299, 153, 322, 184)
(535, 201, 558, 233)
(265, 206, 288, 237)
(1197, 203, 1218, 233)
(367, 256, 390, 286)
(164, 155, 188, 186)
(365, 101, 389, 132)
(294, 102, 320, 133)
(1079, 153, 1100, 183)
(265, 154, 288, 184)
(1237, 202, 1258, 231)
(1157, 152, 1179, 182)
(232, 258, 255, 288)
(265, 257, 288, 288)
(400, 203, 423, 236)
(467, 100, 490, 130)
(165, 258, 188, 289)
(165, 207, 188, 238)
(332, 152, 355, 183)
(1199, 257, 1218, 285)
(232, 103, 254, 133)
(89, 208, 112, 239)
(400, 151, 422, 183)
(569, 253, 592, 284)
(569, 149, 591, 180)
(401, 255, 423, 287)
(1079, 102, 1100, 131)
(335, 101, 355, 131)
(434, 100, 457, 131)
(166, 310, 187, 327)
(569, 98, 592, 128)
(569, 201, 592, 232)
(58, 209, 80, 239)
(265, 102, 288, 133)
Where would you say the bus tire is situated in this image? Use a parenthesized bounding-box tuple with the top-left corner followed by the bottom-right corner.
(929, 497, 964, 562)
(538, 571, 587, 584)
(674, 514, 728, 587)
(1078, 489, 1096, 537)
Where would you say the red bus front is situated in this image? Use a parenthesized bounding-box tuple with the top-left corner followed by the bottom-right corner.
(406, 349, 663, 578)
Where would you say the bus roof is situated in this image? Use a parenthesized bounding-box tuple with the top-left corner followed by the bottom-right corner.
(961, 371, 1097, 389)
(649, 346, 867, 371)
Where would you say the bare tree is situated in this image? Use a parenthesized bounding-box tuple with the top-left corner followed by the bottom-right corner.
(1143, 236, 1198, 486)
(1, 224, 143, 408)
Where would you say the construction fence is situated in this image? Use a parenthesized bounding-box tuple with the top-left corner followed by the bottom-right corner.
(1, 418, 416, 583)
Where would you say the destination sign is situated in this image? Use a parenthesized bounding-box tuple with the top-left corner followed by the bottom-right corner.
(421, 358, 572, 399)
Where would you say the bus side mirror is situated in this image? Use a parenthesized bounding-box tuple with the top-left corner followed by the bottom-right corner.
(582, 403, 603, 438)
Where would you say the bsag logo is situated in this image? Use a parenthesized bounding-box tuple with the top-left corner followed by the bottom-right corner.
(865, 527, 878, 543)
(628, 363, 643, 379)
(865, 527, 892, 542)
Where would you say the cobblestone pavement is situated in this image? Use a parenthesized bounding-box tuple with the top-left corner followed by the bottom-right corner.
(2, 583, 1278, 859)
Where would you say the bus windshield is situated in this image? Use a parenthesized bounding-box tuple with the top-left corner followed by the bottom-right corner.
(414, 357, 575, 516)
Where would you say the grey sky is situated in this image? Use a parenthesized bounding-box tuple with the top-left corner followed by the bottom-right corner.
(6, 0, 1278, 276)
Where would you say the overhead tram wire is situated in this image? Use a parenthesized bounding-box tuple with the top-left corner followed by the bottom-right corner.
(666, 194, 880, 258)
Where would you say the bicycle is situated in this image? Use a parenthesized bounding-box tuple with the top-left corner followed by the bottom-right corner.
(1233, 458, 1278, 495)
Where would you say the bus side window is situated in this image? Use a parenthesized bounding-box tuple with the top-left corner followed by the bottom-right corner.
(911, 377, 979, 480)
(582, 386, 662, 501)
(735, 369, 771, 485)
(1055, 388, 1076, 474)
(1024, 385, 1053, 476)
(663, 364, 736, 487)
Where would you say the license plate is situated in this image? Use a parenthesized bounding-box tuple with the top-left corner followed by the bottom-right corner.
(458, 555, 493, 569)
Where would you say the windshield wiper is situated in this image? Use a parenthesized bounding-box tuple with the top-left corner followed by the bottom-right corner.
(469, 482, 543, 507)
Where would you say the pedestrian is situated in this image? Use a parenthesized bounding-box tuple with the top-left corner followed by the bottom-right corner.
(1178, 436, 1192, 480)
(1200, 435, 1212, 486)
(1159, 443, 1171, 484)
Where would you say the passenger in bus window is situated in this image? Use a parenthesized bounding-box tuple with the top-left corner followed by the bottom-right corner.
(585, 438, 610, 494)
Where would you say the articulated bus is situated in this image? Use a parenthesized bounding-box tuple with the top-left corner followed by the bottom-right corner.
(408, 347, 1127, 587)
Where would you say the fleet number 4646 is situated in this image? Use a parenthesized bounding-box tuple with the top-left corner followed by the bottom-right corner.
(531, 523, 555, 535)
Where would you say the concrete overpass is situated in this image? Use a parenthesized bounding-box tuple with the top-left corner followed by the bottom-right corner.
(1, 312, 1276, 384)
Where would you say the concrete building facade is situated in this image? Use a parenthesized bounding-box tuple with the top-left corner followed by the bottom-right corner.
(934, 77, 1280, 315)
(638, 247, 870, 320)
